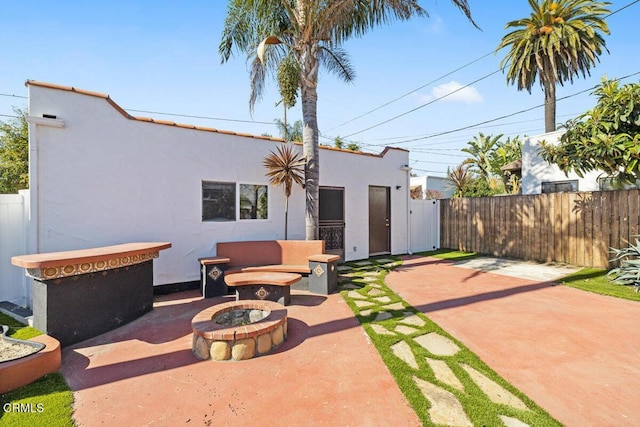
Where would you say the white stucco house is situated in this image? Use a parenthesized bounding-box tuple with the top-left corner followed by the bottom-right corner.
(521, 130, 605, 195)
(12, 80, 411, 300)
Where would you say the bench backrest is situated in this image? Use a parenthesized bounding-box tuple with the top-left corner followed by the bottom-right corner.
(217, 240, 325, 267)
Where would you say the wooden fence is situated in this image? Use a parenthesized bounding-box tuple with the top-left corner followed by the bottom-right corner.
(440, 189, 640, 269)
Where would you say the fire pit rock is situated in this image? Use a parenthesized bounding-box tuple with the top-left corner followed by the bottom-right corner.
(191, 300, 287, 361)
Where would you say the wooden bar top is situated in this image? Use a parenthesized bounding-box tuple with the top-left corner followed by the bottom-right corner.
(11, 242, 172, 269)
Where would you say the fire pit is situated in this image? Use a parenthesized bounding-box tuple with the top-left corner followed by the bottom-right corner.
(191, 300, 287, 361)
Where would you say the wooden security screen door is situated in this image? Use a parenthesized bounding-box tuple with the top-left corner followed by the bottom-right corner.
(369, 186, 390, 255)
(319, 187, 345, 261)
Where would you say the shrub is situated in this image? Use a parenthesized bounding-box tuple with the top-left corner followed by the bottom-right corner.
(608, 237, 640, 292)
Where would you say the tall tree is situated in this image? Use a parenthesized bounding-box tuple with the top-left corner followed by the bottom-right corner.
(462, 132, 502, 181)
(540, 78, 640, 186)
(0, 108, 29, 194)
(497, 0, 610, 132)
(220, 0, 476, 239)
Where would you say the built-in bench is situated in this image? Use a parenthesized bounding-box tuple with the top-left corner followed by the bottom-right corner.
(198, 240, 339, 298)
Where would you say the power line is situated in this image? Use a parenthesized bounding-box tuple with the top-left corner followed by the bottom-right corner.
(342, 69, 502, 138)
(0, 93, 27, 99)
(375, 70, 640, 147)
(125, 109, 276, 126)
(339, 0, 638, 139)
(326, 51, 495, 132)
(0, 92, 278, 127)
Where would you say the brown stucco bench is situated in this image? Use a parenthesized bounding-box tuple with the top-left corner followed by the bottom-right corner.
(199, 240, 338, 298)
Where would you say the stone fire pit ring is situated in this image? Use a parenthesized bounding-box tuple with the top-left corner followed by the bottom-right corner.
(191, 300, 287, 361)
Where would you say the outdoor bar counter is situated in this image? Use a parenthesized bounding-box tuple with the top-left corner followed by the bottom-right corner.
(12, 242, 171, 346)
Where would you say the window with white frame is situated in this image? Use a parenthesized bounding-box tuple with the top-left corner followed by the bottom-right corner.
(541, 180, 578, 194)
(202, 181, 268, 221)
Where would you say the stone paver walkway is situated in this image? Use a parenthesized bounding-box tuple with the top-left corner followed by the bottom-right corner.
(338, 258, 557, 427)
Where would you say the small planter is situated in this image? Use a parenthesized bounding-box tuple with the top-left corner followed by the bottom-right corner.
(0, 325, 61, 394)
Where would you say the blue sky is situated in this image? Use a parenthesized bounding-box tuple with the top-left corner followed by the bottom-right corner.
(1, 1, 638, 176)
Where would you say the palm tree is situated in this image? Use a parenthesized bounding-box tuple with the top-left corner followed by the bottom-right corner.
(447, 164, 474, 198)
(220, 0, 476, 239)
(497, 0, 610, 132)
(462, 132, 502, 182)
(263, 144, 305, 239)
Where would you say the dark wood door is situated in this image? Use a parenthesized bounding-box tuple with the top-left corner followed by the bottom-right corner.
(369, 186, 390, 255)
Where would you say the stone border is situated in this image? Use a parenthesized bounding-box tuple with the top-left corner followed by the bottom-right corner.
(191, 300, 287, 361)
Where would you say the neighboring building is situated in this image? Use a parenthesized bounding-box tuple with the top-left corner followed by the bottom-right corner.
(11, 80, 412, 302)
(410, 176, 453, 199)
(521, 130, 604, 195)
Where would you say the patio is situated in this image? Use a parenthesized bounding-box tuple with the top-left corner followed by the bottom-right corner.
(54, 255, 640, 426)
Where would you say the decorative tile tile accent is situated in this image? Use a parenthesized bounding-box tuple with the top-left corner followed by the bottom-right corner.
(28, 251, 160, 280)
(208, 266, 222, 280)
(314, 264, 325, 277)
(255, 287, 270, 300)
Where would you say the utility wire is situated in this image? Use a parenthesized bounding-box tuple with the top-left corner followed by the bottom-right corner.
(326, 51, 495, 132)
(339, 0, 639, 139)
(0, 93, 277, 127)
(371, 70, 640, 147)
(125, 109, 276, 126)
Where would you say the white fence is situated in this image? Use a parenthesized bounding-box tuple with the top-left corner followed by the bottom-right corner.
(0, 192, 29, 306)
(410, 199, 440, 253)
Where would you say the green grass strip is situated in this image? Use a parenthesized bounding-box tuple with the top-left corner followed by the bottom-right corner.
(558, 268, 640, 302)
(339, 257, 560, 427)
(415, 249, 479, 262)
(0, 313, 75, 426)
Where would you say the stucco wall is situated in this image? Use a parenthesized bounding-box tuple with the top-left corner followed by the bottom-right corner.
(521, 130, 602, 195)
(26, 83, 409, 286)
(410, 176, 453, 199)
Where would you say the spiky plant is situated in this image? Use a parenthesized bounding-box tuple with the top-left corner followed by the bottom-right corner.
(263, 144, 305, 239)
(608, 237, 640, 292)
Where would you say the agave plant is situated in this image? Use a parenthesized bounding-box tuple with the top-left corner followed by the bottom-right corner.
(263, 144, 305, 239)
(608, 237, 640, 292)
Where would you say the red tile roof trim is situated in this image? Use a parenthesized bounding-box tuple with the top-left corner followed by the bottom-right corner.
(25, 80, 407, 158)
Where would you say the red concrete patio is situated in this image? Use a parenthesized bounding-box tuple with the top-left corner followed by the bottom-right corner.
(386, 255, 640, 427)
(60, 290, 420, 426)
(58, 255, 640, 426)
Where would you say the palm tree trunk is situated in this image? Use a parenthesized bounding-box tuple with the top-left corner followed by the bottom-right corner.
(543, 78, 557, 133)
(284, 195, 289, 240)
(300, 42, 320, 240)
